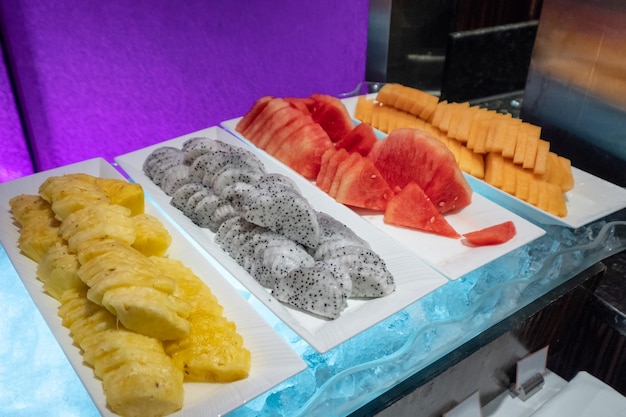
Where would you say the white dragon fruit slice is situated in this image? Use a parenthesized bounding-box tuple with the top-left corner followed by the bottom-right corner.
(142, 146, 181, 178)
(215, 216, 258, 259)
(201, 152, 266, 189)
(160, 164, 192, 196)
(182, 188, 211, 221)
(148, 152, 185, 186)
(210, 167, 264, 195)
(272, 261, 349, 320)
(220, 182, 256, 213)
(238, 182, 320, 248)
(170, 182, 206, 211)
(254, 244, 315, 289)
(181, 136, 231, 164)
(324, 246, 395, 298)
(255, 173, 300, 192)
(192, 193, 237, 231)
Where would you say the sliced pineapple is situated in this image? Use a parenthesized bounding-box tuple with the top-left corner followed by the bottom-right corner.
(131, 213, 172, 257)
(152, 257, 251, 382)
(95, 177, 145, 216)
(37, 242, 85, 300)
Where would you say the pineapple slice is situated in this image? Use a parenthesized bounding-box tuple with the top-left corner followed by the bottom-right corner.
(153, 257, 251, 382)
(131, 213, 172, 257)
(95, 177, 145, 216)
(59, 203, 136, 252)
(37, 242, 85, 300)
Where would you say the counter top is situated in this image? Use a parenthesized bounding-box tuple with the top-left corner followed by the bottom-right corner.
(2, 201, 625, 416)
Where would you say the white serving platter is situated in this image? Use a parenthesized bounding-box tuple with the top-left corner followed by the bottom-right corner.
(219, 119, 546, 280)
(0, 158, 306, 417)
(116, 127, 449, 353)
(341, 95, 626, 229)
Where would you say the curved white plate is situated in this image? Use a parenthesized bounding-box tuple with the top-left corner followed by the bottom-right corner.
(0, 158, 306, 417)
(116, 127, 448, 353)
(219, 119, 546, 280)
(340, 95, 626, 229)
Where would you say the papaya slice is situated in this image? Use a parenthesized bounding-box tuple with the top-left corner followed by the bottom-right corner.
(384, 182, 460, 238)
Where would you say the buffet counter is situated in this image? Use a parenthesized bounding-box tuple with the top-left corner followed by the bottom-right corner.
(1, 155, 625, 415)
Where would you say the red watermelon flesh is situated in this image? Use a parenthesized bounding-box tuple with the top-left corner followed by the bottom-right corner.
(333, 156, 395, 211)
(273, 122, 333, 180)
(335, 122, 378, 156)
(328, 152, 362, 197)
(255, 105, 307, 150)
(368, 128, 472, 214)
(243, 98, 291, 143)
(284, 97, 314, 115)
(264, 113, 317, 155)
(308, 94, 355, 142)
(236, 95, 273, 135)
(463, 221, 516, 246)
(384, 182, 460, 238)
(316, 148, 350, 193)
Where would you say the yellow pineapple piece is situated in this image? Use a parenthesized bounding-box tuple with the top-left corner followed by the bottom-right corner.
(131, 213, 172, 257)
(59, 203, 136, 252)
(95, 177, 145, 216)
(152, 257, 251, 382)
(101, 286, 191, 341)
(39, 174, 110, 220)
(37, 242, 85, 300)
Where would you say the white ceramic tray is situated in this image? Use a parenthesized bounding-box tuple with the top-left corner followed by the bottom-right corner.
(116, 127, 449, 353)
(219, 119, 546, 280)
(341, 95, 626, 229)
(0, 158, 306, 417)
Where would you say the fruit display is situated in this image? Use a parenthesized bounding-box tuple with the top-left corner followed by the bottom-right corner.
(142, 136, 396, 320)
(355, 84, 574, 217)
(9, 173, 250, 417)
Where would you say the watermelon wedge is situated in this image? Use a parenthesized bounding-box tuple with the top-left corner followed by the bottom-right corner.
(462, 221, 516, 246)
(243, 98, 291, 144)
(335, 122, 378, 156)
(236, 95, 273, 135)
(328, 152, 362, 198)
(284, 97, 314, 115)
(254, 105, 307, 150)
(383, 182, 460, 238)
(308, 94, 355, 142)
(333, 154, 395, 211)
(368, 128, 473, 214)
(316, 148, 350, 193)
(272, 122, 333, 180)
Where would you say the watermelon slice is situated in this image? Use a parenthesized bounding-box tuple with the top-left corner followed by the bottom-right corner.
(308, 94, 355, 142)
(462, 221, 516, 246)
(243, 98, 291, 144)
(368, 128, 473, 214)
(316, 148, 350, 193)
(272, 122, 333, 180)
(383, 182, 460, 238)
(236, 95, 273, 135)
(284, 97, 314, 115)
(254, 105, 307, 150)
(333, 154, 395, 211)
(328, 152, 362, 198)
(335, 122, 378, 156)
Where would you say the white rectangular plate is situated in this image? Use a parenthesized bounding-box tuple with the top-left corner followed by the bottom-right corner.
(341, 95, 626, 229)
(116, 127, 449, 353)
(220, 119, 546, 280)
(0, 158, 306, 417)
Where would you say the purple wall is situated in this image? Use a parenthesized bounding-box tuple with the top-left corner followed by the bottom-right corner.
(0, 0, 369, 174)
(0, 37, 32, 182)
